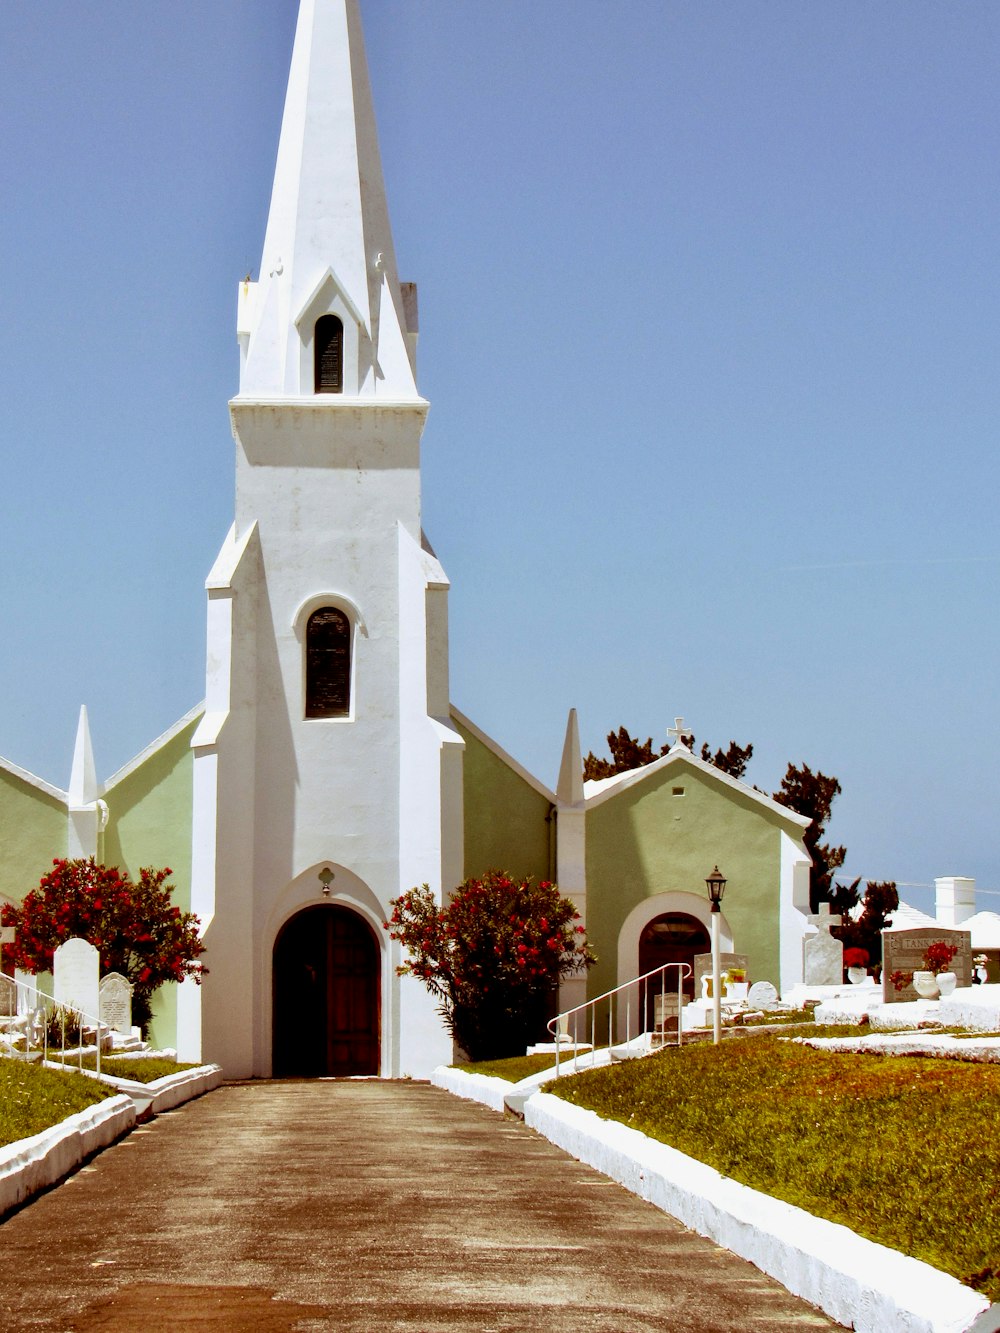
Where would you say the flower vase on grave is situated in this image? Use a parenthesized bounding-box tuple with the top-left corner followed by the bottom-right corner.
(935, 971, 957, 998)
(847, 967, 867, 985)
(912, 970, 940, 1000)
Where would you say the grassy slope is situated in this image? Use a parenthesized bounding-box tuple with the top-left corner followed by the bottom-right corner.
(0, 1062, 108, 1148)
(548, 1035, 1000, 1300)
(49, 1056, 197, 1084)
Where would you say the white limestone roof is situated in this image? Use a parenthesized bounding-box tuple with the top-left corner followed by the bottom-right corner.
(0, 755, 66, 803)
(963, 911, 1000, 949)
(582, 744, 811, 828)
(884, 899, 940, 931)
(450, 706, 556, 803)
(104, 703, 205, 791)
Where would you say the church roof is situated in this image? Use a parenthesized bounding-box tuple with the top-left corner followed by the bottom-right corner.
(962, 910, 1000, 949)
(582, 743, 811, 827)
(884, 900, 942, 930)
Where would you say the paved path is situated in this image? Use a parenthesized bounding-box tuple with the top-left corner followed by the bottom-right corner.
(0, 1082, 838, 1331)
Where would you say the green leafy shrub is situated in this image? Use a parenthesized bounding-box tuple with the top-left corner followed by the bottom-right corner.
(2, 858, 206, 1034)
(550, 1035, 1000, 1298)
(388, 872, 595, 1061)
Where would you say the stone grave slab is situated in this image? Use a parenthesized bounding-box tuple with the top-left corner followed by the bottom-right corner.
(54, 937, 100, 1020)
(882, 927, 972, 1004)
(693, 952, 749, 997)
(746, 980, 780, 1010)
(99, 972, 133, 1035)
(803, 904, 844, 985)
(0, 973, 14, 1017)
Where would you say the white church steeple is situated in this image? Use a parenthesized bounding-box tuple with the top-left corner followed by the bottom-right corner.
(238, 0, 417, 399)
(191, 0, 460, 1081)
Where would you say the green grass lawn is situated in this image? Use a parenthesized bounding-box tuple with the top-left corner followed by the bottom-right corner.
(0, 1061, 108, 1149)
(548, 1034, 1000, 1299)
(49, 1056, 197, 1084)
(453, 1052, 560, 1083)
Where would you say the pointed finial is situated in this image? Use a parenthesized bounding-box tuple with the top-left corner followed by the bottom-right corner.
(557, 708, 584, 805)
(68, 705, 99, 805)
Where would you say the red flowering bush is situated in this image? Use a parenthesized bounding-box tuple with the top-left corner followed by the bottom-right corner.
(923, 941, 958, 975)
(843, 947, 869, 969)
(387, 872, 596, 1061)
(1, 858, 206, 1033)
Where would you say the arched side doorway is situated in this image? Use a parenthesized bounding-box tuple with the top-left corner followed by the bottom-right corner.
(638, 912, 711, 1026)
(273, 906, 380, 1077)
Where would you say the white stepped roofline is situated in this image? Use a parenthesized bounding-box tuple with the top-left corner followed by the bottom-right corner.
(104, 703, 205, 791)
(229, 394, 428, 411)
(450, 706, 556, 804)
(584, 746, 812, 827)
(0, 755, 66, 803)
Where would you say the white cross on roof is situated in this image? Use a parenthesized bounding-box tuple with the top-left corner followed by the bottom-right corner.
(667, 717, 694, 750)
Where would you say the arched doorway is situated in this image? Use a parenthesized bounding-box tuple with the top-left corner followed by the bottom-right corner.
(639, 912, 711, 1026)
(273, 906, 380, 1077)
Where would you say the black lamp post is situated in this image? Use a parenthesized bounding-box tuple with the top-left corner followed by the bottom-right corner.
(705, 866, 727, 1044)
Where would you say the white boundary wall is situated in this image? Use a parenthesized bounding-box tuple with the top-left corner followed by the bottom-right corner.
(524, 1091, 990, 1333)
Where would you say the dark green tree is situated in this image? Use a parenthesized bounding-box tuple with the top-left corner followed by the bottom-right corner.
(582, 727, 753, 782)
(771, 763, 845, 912)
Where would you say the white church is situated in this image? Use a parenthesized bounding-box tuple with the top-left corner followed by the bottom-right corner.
(15, 0, 979, 1080)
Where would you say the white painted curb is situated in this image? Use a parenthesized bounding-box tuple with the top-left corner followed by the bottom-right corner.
(430, 1065, 510, 1112)
(524, 1091, 990, 1333)
(43, 1062, 224, 1116)
(0, 1094, 136, 1219)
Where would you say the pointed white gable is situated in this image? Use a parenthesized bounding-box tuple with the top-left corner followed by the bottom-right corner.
(68, 705, 99, 806)
(238, 0, 416, 400)
(557, 708, 584, 806)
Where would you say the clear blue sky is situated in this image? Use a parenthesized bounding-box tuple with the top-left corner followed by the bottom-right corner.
(2, 2, 998, 914)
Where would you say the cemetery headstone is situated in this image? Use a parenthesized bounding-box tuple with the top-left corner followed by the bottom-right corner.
(747, 980, 780, 1010)
(693, 952, 749, 997)
(99, 972, 133, 1035)
(54, 937, 100, 1021)
(0, 973, 15, 1017)
(804, 904, 844, 985)
(882, 927, 972, 1004)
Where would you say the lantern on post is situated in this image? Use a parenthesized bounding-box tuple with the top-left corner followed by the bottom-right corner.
(705, 866, 727, 1046)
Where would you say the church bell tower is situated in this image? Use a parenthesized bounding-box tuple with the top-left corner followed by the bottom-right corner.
(183, 0, 463, 1079)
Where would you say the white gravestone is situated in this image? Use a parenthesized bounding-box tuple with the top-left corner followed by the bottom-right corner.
(747, 980, 780, 1010)
(804, 904, 844, 986)
(54, 938, 100, 1020)
(99, 972, 133, 1035)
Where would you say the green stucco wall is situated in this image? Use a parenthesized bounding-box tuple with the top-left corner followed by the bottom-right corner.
(454, 718, 552, 886)
(0, 767, 66, 902)
(102, 715, 198, 1048)
(585, 760, 790, 999)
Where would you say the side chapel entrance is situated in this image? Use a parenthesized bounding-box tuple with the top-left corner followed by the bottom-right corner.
(272, 906, 380, 1077)
(638, 912, 711, 1027)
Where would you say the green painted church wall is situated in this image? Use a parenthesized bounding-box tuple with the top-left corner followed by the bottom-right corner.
(454, 719, 552, 887)
(585, 764, 786, 998)
(102, 716, 198, 1048)
(0, 769, 65, 902)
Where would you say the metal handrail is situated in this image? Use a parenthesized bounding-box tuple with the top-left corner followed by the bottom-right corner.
(548, 961, 692, 1076)
(0, 970, 105, 1076)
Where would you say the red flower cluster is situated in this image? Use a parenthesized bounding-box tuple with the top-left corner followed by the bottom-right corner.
(1, 858, 206, 1018)
(386, 871, 596, 1061)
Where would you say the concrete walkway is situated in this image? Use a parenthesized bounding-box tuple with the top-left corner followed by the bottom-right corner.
(0, 1082, 838, 1331)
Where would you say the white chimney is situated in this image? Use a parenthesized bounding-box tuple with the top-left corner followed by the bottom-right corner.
(935, 877, 976, 926)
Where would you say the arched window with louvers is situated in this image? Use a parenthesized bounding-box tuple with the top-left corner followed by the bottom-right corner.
(314, 314, 344, 394)
(305, 607, 352, 717)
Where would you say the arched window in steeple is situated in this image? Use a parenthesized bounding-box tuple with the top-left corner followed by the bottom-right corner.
(305, 607, 351, 717)
(314, 314, 344, 393)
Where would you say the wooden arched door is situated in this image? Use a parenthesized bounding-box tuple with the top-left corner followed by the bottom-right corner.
(273, 906, 380, 1077)
(639, 912, 711, 1026)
